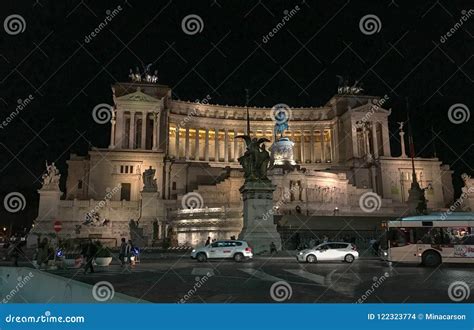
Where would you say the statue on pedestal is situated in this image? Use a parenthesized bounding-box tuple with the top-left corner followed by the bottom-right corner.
(142, 166, 157, 192)
(41, 161, 60, 190)
(236, 136, 271, 182)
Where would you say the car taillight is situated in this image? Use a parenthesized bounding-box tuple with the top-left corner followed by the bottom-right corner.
(245, 247, 252, 252)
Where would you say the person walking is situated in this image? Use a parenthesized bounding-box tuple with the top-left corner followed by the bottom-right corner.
(119, 238, 127, 267)
(125, 239, 134, 267)
(270, 242, 277, 254)
(37, 238, 49, 269)
(83, 240, 97, 274)
(205, 237, 211, 246)
(10, 238, 23, 267)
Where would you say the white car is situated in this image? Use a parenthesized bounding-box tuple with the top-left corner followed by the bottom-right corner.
(191, 240, 253, 262)
(296, 242, 359, 263)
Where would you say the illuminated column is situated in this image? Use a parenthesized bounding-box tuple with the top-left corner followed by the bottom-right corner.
(320, 129, 325, 162)
(224, 128, 229, 162)
(214, 128, 219, 161)
(233, 129, 238, 161)
(310, 128, 315, 163)
(152, 112, 159, 151)
(195, 128, 200, 160)
(109, 110, 116, 148)
(300, 129, 305, 163)
(333, 122, 339, 162)
(141, 111, 147, 149)
(175, 126, 180, 159)
(205, 128, 210, 162)
(352, 120, 359, 158)
(185, 126, 190, 160)
(382, 123, 391, 156)
(129, 111, 135, 149)
(291, 130, 296, 161)
(371, 122, 379, 158)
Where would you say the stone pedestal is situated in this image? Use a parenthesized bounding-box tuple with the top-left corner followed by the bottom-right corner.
(139, 191, 165, 246)
(28, 188, 63, 247)
(270, 137, 296, 167)
(238, 181, 282, 254)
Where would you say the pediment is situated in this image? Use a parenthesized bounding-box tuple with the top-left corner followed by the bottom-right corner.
(116, 91, 161, 103)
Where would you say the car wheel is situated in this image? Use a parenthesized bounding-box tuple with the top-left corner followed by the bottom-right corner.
(306, 254, 317, 263)
(196, 253, 207, 262)
(344, 254, 355, 263)
(422, 251, 441, 267)
(233, 253, 244, 262)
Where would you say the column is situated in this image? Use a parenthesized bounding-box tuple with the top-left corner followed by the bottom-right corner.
(195, 128, 200, 160)
(224, 128, 229, 162)
(214, 128, 219, 161)
(141, 111, 147, 149)
(330, 127, 335, 162)
(233, 129, 238, 161)
(185, 126, 190, 160)
(129, 111, 135, 149)
(109, 110, 116, 148)
(205, 128, 210, 161)
(152, 112, 159, 151)
(320, 129, 325, 162)
(333, 121, 339, 162)
(310, 128, 315, 163)
(371, 122, 379, 158)
(291, 130, 296, 161)
(300, 129, 305, 163)
(174, 126, 180, 159)
(382, 123, 391, 156)
(352, 120, 359, 158)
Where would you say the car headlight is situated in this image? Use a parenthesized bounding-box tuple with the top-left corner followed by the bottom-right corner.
(298, 252, 303, 255)
(192, 249, 196, 253)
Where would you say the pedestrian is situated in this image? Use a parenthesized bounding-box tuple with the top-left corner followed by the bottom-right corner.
(270, 242, 277, 254)
(125, 239, 134, 267)
(119, 237, 127, 267)
(205, 236, 211, 246)
(37, 238, 49, 269)
(83, 240, 97, 274)
(323, 235, 328, 243)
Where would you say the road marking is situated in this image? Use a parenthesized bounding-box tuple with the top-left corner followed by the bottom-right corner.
(284, 269, 327, 285)
(239, 269, 284, 282)
(191, 268, 214, 276)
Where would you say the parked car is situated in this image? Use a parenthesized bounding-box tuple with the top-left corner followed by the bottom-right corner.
(191, 240, 253, 262)
(296, 242, 359, 263)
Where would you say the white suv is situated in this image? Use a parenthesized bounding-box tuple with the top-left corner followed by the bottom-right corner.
(191, 240, 253, 262)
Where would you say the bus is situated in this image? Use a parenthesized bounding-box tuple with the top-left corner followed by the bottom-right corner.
(386, 212, 474, 266)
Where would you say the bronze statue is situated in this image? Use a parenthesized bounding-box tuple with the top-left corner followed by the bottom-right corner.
(236, 136, 271, 182)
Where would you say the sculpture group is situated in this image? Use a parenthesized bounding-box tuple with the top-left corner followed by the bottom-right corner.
(236, 136, 271, 182)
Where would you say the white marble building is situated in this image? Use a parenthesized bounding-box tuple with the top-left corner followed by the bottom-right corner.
(30, 81, 455, 248)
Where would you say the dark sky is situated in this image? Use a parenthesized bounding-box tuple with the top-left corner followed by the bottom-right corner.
(0, 0, 472, 232)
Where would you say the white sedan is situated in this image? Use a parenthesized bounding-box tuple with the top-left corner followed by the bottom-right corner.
(296, 242, 359, 263)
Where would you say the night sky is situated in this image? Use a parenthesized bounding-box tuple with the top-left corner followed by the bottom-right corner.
(0, 0, 472, 232)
